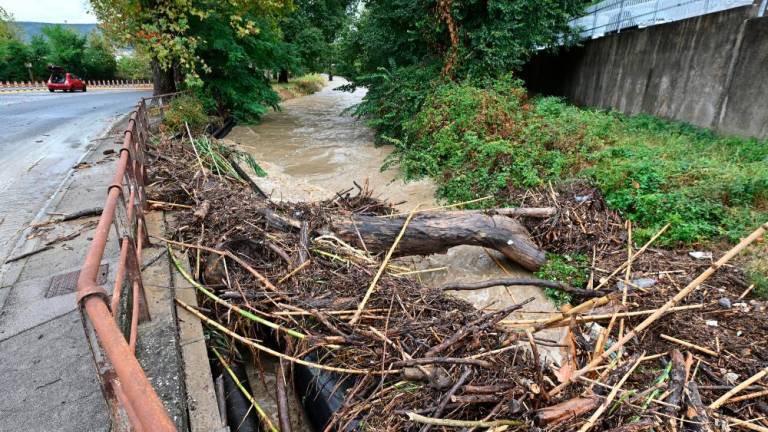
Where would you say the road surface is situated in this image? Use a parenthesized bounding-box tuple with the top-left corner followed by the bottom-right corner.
(0, 89, 150, 274)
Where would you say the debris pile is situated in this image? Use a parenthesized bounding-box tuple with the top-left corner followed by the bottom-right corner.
(148, 136, 768, 431)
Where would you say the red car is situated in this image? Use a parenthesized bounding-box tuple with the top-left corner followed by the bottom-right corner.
(47, 68, 86, 92)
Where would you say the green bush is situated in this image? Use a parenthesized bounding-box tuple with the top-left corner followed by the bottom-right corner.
(534, 253, 589, 306)
(164, 95, 209, 133)
(381, 75, 768, 246)
(291, 73, 326, 94)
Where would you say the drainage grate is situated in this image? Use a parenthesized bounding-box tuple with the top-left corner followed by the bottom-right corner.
(46, 264, 109, 298)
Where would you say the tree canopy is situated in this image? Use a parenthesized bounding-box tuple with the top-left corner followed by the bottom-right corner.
(338, 0, 583, 81)
(0, 22, 118, 82)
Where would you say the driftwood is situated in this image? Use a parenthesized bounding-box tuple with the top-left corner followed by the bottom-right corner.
(535, 396, 600, 426)
(686, 382, 714, 432)
(330, 211, 547, 271)
(666, 349, 686, 416)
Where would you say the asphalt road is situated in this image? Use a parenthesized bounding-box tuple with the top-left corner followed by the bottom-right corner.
(0, 89, 150, 270)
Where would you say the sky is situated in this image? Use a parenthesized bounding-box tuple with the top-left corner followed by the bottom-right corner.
(0, 0, 97, 23)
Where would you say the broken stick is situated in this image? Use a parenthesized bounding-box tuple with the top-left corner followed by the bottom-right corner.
(548, 221, 768, 398)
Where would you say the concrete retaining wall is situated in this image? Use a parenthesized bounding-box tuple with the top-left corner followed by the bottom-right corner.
(522, 5, 768, 138)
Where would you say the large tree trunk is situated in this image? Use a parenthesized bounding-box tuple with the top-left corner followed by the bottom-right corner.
(278, 68, 289, 84)
(330, 212, 547, 271)
(151, 59, 176, 96)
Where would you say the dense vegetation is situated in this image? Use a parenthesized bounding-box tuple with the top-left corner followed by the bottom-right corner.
(387, 77, 768, 246)
(0, 9, 125, 82)
(335, 0, 768, 294)
(90, 0, 352, 121)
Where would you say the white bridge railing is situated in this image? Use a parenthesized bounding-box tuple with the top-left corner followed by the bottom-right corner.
(571, 0, 759, 39)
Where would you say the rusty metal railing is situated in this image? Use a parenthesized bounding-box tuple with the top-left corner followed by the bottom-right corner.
(76, 92, 184, 431)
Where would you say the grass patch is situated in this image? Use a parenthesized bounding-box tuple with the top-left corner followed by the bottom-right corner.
(388, 76, 768, 247)
(163, 95, 210, 133)
(534, 253, 589, 306)
(273, 73, 327, 101)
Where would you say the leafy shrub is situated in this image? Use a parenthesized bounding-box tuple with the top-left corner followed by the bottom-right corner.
(378, 75, 768, 246)
(349, 63, 441, 144)
(164, 95, 209, 133)
(291, 73, 326, 94)
(535, 253, 589, 306)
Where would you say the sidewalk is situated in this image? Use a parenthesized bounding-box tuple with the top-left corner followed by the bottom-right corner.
(0, 116, 216, 431)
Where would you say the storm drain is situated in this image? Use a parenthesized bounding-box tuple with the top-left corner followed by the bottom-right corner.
(46, 264, 109, 298)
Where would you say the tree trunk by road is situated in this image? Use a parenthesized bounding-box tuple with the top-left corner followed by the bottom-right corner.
(152, 59, 177, 96)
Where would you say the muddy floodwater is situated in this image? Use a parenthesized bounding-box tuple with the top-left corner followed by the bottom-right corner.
(228, 79, 565, 366)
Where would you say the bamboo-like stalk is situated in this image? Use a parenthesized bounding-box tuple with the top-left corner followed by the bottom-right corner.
(548, 221, 768, 398)
(660, 334, 718, 357)
(169, 246, 306, 340)
(578, 354, 644, 432)
(349, 204, 421, 325)
(156, 236, 280, 292)
(380, 196, 492, 218)
(185, 122, 207, 179)
(709, 366, 768, 409)
(405, 412, 522, 428)
(500, 304, 705, 327)
(211, 347, 278, 432)
(177, 298, 396, 375)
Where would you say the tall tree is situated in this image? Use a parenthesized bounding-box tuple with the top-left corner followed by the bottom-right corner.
(0, 6, 18, 41)
(279, 0, 355, 81)
(90, 0, 292, 95)
(42, 25, 87, 73)
(340, 0, 582, 81)
(83, 32, 117, 79)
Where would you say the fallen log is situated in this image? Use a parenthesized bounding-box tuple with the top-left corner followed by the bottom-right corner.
(330, 212, 547, 271)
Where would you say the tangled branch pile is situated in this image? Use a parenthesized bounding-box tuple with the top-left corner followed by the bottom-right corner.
(148, 135, 768, 431)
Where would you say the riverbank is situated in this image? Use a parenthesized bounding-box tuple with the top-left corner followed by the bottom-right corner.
(226, 79, 564, 350)
(272, 74, 328, 101)
(360, 75, 768, 299)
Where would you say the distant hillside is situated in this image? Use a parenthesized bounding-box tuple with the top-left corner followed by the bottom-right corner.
(15, 22, 99, 42)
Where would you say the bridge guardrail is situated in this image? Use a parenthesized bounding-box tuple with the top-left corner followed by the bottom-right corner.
(76, 91, 184, 431)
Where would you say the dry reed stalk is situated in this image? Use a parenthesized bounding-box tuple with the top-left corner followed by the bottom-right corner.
(577, 354, 644, 432)
(548, 221, 768, 397)
(177, 298, 395, 375)
(709, 366, 768, 409)
(349, 204, 421, 325)
(593, 223, 670, 291)
(660, 334, 718, 357)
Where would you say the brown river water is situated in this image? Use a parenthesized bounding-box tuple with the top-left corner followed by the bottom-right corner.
(225, 79, 565, 425)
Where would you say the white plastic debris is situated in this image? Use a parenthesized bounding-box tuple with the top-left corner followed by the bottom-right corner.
(689, 251, 713, 260)
(705, 320, 718, 327)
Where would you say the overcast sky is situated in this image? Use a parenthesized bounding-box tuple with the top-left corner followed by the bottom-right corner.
(1, 0, 96, 23)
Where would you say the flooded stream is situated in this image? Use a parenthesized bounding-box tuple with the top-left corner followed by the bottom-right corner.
(227, 79, 565, 421)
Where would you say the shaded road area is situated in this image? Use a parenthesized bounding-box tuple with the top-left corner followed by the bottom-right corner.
(0, 89, 150, 270)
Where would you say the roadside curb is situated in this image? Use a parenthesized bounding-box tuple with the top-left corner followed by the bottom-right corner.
(163, 212, 228, 432)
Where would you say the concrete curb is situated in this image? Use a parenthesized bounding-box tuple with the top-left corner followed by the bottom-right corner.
(163, 212, 227, 432)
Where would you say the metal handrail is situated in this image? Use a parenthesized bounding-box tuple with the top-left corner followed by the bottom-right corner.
(76, 92, 185, 431)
